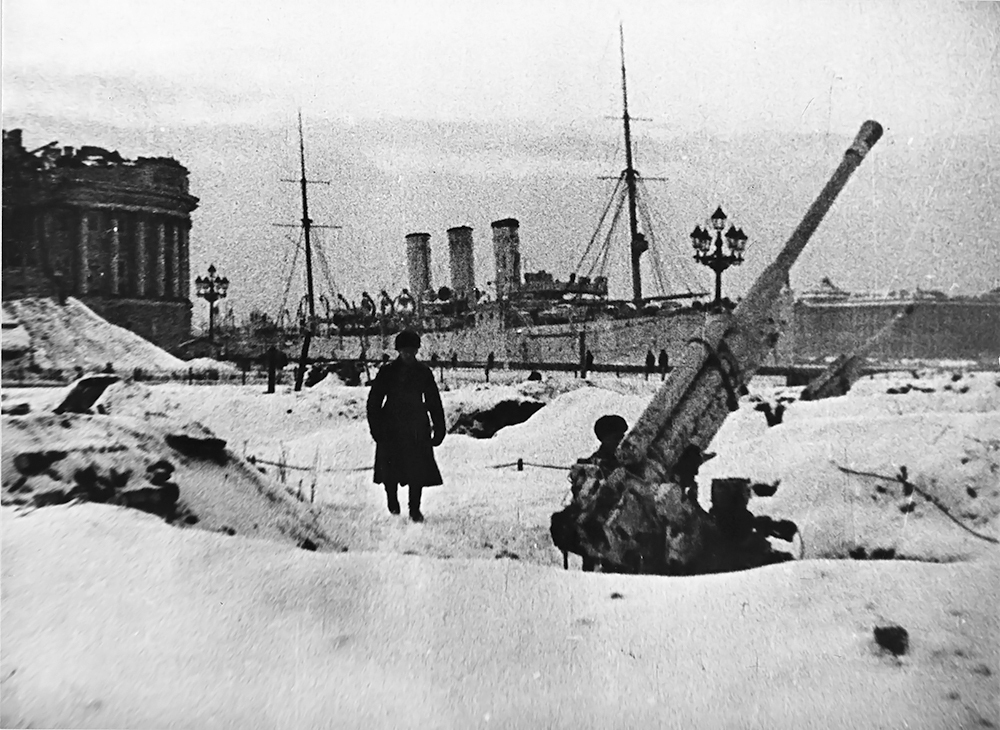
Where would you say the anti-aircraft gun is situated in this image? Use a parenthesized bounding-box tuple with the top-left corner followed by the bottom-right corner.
(799, 303, 915, 401)
(551, 120, 884, 575)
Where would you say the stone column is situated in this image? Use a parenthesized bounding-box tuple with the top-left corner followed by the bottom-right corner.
(78, 211, 91, 294)
(156, 219, 167, 298)
(172, 221, 183, 299)
(163, 221, 173, 298)
(41, 211, 55, 273)
(30, 212, 42, 269)
(178, 223, 190, 301)
(136, 216, 148, 297)
(110, 215, 121, 296)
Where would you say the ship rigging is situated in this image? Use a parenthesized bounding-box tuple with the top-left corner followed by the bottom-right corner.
(273, 111, 341, 389)
(272, 26, 707, 354)
(571, 24, 703, 309)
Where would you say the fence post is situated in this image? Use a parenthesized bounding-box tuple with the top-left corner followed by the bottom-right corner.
(517, 458, 524, 471)
(311, 447, 320, 503)
(278, 445, 288, 485)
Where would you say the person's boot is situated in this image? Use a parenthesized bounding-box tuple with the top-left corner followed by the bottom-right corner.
(385, 485, 400, 515)
(408, 485, 424, 522)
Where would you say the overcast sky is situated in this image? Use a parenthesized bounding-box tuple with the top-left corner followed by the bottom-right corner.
(4, 0, 997, 135)
(3, 1, 998, 316)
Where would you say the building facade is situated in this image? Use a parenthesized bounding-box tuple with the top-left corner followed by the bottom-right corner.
(2, 129, 199, 350)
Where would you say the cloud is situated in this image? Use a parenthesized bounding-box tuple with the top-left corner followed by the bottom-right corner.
(4, 0, 997, 135)
(365, 121, 611, 179)
(1, 68, 291, 127)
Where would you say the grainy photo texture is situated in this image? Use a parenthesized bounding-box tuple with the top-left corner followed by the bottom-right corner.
(2, 1, 998, 728)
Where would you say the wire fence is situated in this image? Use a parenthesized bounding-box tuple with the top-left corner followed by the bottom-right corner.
(249, 452, 570, 476)
(248, 445, 573, 507)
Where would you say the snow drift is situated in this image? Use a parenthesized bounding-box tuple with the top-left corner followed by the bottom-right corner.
(2, 369, 998, 728)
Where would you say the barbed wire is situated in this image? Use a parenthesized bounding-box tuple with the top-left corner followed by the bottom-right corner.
(833, 461, 999, 545)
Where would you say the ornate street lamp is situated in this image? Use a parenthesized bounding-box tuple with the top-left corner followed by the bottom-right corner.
(691, 206, 748, 308)
(194, 264, 230, 342)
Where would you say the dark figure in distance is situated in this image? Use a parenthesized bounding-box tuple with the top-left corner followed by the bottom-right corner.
(485, 351, 496, 383)
(366, 330, 446, 522)
(658, 348, 669, 381)
(644, 349, 656, 381)
(265, 346, 288, 393)
(584, 349, 595, 377)
(53, 271, 67, 305)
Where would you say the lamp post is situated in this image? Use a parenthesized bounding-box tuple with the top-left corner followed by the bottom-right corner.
(691, 206, 748, 308)
(194, 264, 230, 342)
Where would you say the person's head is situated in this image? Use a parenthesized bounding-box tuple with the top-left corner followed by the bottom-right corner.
(594, 414, 628, 449)
(395, 329, 421, 362)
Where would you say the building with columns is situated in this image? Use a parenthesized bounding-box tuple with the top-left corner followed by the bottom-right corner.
(2, 129, 199, 350)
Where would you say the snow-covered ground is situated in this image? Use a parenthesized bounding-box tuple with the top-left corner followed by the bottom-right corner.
(3, 367, 999, 728)
(1, 298, 238, 378)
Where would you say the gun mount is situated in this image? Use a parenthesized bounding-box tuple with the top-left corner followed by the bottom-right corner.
(551, 120, 884, 575)
(800, 304, 915, 401)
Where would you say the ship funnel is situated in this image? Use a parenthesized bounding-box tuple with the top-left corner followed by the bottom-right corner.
(491, 218, 521, 299)
(447, 226, 475, 302)
(405, 232, 433, 302)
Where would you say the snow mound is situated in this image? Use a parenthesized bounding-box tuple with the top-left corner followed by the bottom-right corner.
(703, 372, 1000, 563)
(1, 410, 333, 550)
(1, 307, 31, 353)
(94, 382, 371, 453)
(3, 297, 188, 375)
(183, 357, 240, 374)
(491, 386, 651, 466)
(3, 502, 997, 729)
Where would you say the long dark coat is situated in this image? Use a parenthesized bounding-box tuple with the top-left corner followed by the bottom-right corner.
(366, 358, 446, 487)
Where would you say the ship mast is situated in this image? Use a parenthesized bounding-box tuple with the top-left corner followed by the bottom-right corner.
(620, 23, 647, 306)
(297, 111, 317, 330)
(276, 111, 335, 391)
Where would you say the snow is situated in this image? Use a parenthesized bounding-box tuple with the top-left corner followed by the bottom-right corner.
(0, 324, 31, 353)
(3, 363, 1000, 728)
(2, 297, 190, 375)
(3, 504, 997, 729)
(183, 357, 240, 375)
(1, 408, 329, 550)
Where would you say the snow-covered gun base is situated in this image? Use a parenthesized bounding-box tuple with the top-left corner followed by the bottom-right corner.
(551, 120, 884, 574)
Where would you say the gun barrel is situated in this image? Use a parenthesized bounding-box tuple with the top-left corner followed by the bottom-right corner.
(799, 303, 914, 401)
(864, 303, 915, 352)
(617, 121, 883, 479)
(740, 120, 883, 316)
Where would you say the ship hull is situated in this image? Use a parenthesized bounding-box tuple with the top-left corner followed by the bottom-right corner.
(262, 295, 998, 370)
(318, 308, 735, 368)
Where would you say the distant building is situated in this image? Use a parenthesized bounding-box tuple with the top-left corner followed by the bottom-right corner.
(2, 128, 199, 350)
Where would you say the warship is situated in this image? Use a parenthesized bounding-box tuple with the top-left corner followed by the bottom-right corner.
(257, 32, 996, 376)
(270, 27, 736, 373)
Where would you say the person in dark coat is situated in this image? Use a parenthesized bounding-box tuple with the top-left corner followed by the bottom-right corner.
(658, 348, 669, 380)
(485, 351, 495, 383)
(366, 329, 445, 522)
(644, 349, 656, 381)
